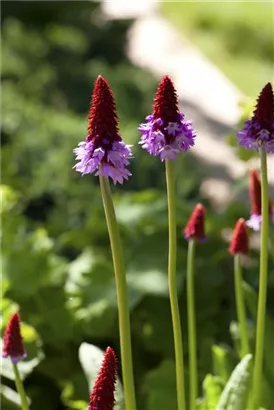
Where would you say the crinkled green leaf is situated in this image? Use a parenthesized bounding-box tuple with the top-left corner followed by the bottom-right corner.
(216, 354, 252, 410)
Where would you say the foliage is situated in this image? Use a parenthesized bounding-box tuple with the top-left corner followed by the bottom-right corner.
(1, 2, 273, 410)
(162, 1, 273, 95)
(215, 354, 252, 410)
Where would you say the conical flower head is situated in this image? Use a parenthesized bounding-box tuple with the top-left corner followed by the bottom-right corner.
(253, 82, 274, 130)
(87, 76, 120, 148)
(2, 313, 27, 364)
(184, 203, 206, 242)
(138, 75, 196, 161)
(73, 75, 133, 184)
(88, 347, 117, 410)
(229, 218, 249, 255)
(153, 75, 180, 130)
(237, 82, 274, 152)
(246, 169, 274, 231)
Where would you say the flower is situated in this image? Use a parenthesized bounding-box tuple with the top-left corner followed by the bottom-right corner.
(184, 203, 206, 242)
(246, 169, 274, 231)
(73, 75, 133, 184)
(229, 218, 249, 255)
(138, 75, 196, 161)
(88, 347, 117, 410)
(2, 313, 27, 364)
(237, 82, 274, 153)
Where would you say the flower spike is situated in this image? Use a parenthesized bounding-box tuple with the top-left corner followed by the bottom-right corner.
(2, 313, 27, 364)
(88, 347, 117, 410)
(138, 75, 196, 161)
(237, 82, 274, 153)
(184, 203, 206, 242)
(246, 169, 274, 231)
(229, 218, 249, 256)
(73, 75, 133, 184)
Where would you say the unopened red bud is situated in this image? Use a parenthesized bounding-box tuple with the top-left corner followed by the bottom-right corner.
(2, 313, 27, 364)
(229, 218, 249, 256)
(184, 203, 206, 242)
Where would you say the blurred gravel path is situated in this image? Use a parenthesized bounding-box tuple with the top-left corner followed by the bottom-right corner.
(102, 1, 273, 207)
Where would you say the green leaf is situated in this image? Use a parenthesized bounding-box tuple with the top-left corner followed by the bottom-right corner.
(0, 384, 22, 409)
(66, 249, 117, 338)
(215, 354, 253, 410)
(229, 321, 242, 358)
(2, 227, 67, 297)
(0, 185, 21, 213)
(195, 398, 207, 410)
(212, 345, 235, 382)
(127, 268, 169, 299)
(133, 297, 174, 356)
(243, 282, 274, 408)
(202, 374, 225, 409)
(143, 360, 177, 410)
(243, 282, 274, 380)
(60, 373, 89, 410)
(78, 343, 124, 410)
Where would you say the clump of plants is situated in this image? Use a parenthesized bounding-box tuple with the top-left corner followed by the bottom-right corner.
(3, 76, 273, 410)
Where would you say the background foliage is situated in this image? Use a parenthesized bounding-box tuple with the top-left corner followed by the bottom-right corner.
(1, 2, 273, 409)
(162, 1, 273, 95)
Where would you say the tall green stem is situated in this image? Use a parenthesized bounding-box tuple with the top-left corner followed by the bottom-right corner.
(269, 229, 274, 264)
(99, 175, 136, 410)
(165, 159, 186, 410)
(12, 362, 29, 410)
(187, 238, 198, 409)
(234, 254, 249, 357)
(252, 149, 269, 409)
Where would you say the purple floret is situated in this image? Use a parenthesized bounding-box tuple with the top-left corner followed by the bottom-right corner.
(138, 114, 196, 161)
(73, 139, 133, 185)
(237, 120, 274, 153)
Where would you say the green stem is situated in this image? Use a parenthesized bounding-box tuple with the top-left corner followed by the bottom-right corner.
(99, 175, 136, 410)
(234, 254, 250, 357)
(165, 159, 186, 410)
(187, 238, 198, 409)
(12, 362, 29, 410)
(269, 228, 274, 264)
(252, 149, 269, 409)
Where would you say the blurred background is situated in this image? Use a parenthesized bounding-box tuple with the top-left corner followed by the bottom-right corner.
(1, 1, 273, 409)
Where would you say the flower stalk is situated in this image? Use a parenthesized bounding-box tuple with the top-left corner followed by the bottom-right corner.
(99, 175, 136, 410)
(12, 363, 29, 410)
(186, 238, 197, 409)
(165, 159, 186, 410)
(229, 218, 250, 358)
(184, 203, 205, 409)
(252, 148, 269, 408)
(234, 254, 250, 357)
